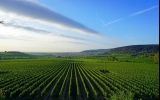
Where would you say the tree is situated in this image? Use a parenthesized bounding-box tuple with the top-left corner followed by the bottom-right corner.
(0, 89, 5, 100)
(153, 53, 159, 64)
(104, 60, 106, 71)
(102, 58, 108, 73)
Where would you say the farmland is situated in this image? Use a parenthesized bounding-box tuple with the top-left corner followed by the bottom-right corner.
(0, 57, 159, 100)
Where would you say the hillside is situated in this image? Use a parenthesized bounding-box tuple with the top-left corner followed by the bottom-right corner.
(106, 44, 159, 54)
(81, 49, 109, 54)
(0, 51, 35, 59)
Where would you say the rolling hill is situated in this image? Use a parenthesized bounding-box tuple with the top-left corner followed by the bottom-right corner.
(0, 51, 35, 59)
(106, 44, 159, 54)
(81, 49, 109, 54)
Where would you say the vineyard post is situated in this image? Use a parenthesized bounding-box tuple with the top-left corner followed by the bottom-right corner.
(104, 60, 106, 71)
(104, 59, 106, 72)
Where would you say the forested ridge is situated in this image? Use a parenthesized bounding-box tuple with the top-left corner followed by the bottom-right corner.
(106, 44, 159, 54)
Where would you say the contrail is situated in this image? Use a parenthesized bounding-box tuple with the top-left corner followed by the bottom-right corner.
(101, 20, 111, 31)
(103, 18, 125, 26)
(129, 5, 159, 17)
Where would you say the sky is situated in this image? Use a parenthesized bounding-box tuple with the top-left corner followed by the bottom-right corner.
(0, 0, 159, 52)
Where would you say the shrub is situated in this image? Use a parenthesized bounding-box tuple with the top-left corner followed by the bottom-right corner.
(0, 89, 5, 100)
(110, 91, 134, 100)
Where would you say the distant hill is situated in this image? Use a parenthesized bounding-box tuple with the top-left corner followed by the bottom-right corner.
(0, 51, 34, 59)
(81, 49, 109, 54)
(106, 44, 159, 54)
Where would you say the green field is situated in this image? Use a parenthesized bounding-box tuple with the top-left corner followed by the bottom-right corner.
(0, 56, 159, 100)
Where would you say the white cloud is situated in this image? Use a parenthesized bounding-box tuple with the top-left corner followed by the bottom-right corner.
(0, 0, 102, 36)
(0, 0, 130, 52)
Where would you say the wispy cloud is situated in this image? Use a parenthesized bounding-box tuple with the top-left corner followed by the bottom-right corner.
(102, 18, 125, 26)
(65, 41, 86, 45)
(129, 5, 159, 17)
(3, 22, 87, 41)
(0, 0, 101, 36)
(0, 34, 32, 41)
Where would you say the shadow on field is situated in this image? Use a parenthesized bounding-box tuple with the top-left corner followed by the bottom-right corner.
(0, 71, 10, 74)
(99, 70, 110, 74)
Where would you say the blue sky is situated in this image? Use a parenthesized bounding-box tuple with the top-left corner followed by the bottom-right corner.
(0, 0, 159, 52)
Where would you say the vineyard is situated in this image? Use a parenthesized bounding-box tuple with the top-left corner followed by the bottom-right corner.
(0, 59, 159, 100)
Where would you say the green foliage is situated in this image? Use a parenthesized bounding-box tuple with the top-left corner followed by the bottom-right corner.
(153, 53, 159, 64)
(0, 51, 35, 60)
(0, 89, 5, 100)
(106, 44, 159, 54)
(109, 56, 118, 61)
(0, 59, 159, 100)
(110, 91, 134, 100)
